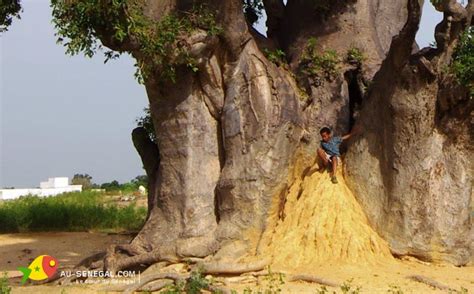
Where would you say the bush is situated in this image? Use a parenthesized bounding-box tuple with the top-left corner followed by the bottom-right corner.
(162, 269, 209, 294)
(100, 176, 148, 193)
(100, 180, 121, 191)
(0, 191, 146, 233)
(346, 47, 366, 66)
(300, 37, 340, 83)
(263, 48, 287, 66)
(71, 173, 94, 190)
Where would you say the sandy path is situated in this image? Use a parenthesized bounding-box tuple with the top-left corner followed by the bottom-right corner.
(1, 232, 472, 293)
(0, 231, 132, 290)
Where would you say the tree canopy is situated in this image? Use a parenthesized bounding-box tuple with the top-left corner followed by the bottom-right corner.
(0, 0, 21, 32)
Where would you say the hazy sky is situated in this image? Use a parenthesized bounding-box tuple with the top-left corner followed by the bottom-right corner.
(0, 0, 442, 188)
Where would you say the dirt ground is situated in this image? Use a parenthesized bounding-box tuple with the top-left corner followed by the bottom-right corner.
(0, 232, 472, 293)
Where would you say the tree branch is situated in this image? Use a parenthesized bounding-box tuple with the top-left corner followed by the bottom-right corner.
(385, 0, 423, 70)
(468, 0, 474, 25)
(124, 272, 189, 294)
(213, 0, 252, 59)
(406, 275, 453, 291)
(434, 0, 469, 52)
(196, 259, 270, 275)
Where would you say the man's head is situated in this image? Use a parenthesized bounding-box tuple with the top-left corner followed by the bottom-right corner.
(320, 127, 331, 142)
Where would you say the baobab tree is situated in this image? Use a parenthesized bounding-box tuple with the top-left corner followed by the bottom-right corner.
(1, 0, 472, 279)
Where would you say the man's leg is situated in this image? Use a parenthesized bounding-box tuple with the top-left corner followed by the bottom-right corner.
(330, 156, 338, 183)
(331, 156, 337, 176)
(317, 148, 329, 170)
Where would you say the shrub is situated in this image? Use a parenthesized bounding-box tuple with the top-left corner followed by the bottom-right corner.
(263, 48, 287, 66)
(185, 270, 209, 294)
(346, 47, 366, 66)
(300, 37, 340, 84)
(0, 191, 146, 233)
(162, 269, 209, 294)
(71, 173, 94, 190)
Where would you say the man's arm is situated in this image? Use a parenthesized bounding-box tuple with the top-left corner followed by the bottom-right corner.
(341, 124, 362, 141)
(341, 133, 352, 140)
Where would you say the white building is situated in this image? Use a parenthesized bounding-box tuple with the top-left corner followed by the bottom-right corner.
(0, 177, 82, 200)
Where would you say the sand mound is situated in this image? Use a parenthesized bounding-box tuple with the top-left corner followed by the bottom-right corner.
(258, 157, 393, 271)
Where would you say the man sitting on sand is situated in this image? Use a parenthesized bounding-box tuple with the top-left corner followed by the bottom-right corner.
(317, 127, 353, 184)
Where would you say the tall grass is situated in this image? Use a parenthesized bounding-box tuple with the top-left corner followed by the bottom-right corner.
(0, 191, 146, 233)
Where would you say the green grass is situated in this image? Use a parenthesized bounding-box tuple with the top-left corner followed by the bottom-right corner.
(0, 191, 146, 233)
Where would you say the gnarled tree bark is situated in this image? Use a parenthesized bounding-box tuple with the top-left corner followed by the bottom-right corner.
(345, 0, 473, 265)
(102, 0, 472, 269)
(5, 0, 467, 272)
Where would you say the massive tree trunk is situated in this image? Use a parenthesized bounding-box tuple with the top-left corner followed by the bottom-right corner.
(63, 0, 471, 271)
(345, 0, 473, 266)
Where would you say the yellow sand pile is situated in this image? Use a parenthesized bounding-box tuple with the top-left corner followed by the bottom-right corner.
(258, 155, 393, 271)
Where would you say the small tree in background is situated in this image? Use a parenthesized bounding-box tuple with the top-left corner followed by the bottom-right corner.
(131, 175, 148, 188)
(100, 180, 121, 191)
(71, 173, 94, 190)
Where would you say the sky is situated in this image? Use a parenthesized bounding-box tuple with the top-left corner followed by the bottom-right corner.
(0, 0, 442, 188)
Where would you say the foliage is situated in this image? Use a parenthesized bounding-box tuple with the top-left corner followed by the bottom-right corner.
(50, 0, 129, 58)
(162, 269, 209, 294)
(100, 180, 121, 191)
(71, 173, 94, 190)
(0, 0, 21, 33)
(100, 176, 147, 192)
(451, 26, 473, 97)
(0, 191, 146, 233)
(50, 1, 222, 83)
(185, 270, 210, 294)
(0, 272, 11, 294)
(243, 0, 264, 25)
(132, 4, 222, 83)
(136, 107, 156, 142)
(346, 46, 366, 66)
(131, 175, 148, 187)
(263, 48, 286, 66)
(300, 37, 340, 84)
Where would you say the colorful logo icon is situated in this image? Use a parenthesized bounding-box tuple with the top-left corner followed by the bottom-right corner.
(17, 255, 58, 285)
